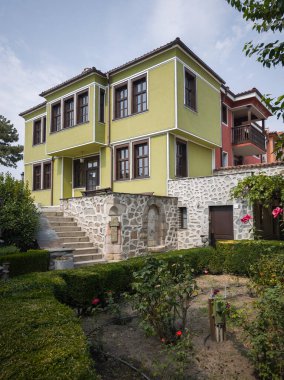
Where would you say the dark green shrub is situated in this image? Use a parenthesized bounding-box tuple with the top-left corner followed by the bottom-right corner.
(0, 250, 49, 277)
(0, 173, 39, 251)
(0, 245, 19, 256)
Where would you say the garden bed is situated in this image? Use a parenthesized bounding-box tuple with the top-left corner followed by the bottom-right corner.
(82, 274, 256, 380)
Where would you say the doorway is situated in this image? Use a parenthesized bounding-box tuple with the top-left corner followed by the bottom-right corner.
(209, 206, 234, 241)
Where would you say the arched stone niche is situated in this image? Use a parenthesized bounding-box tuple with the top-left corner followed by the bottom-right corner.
(141, 199, 167, 248)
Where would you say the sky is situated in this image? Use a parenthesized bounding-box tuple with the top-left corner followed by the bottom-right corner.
(0, 0, 283, 178)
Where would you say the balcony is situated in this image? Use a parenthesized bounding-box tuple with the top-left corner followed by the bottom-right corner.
(232, 124, 266, 156)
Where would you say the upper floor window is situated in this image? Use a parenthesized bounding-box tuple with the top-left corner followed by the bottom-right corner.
(116, 145, 129, 180)
(42, 117, 46, 143)
(33, 119, 41, 145)
(99, 88, 105, 123)
(132, 77, 147, 114)
(115, 85, 128, 119)
(51, 102, 61, 132)
(133, 141, 149, 178)
(77, 91, 88, 124)
(176, 139, 187, 177)
(33, 164, 41, 190)
(184, 70, 196, 111)
(64, 97, 74, 128)
(222, 103, 228, 124)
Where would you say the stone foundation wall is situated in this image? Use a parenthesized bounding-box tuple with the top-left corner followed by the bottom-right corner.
(168, 164, 284, 249)
(61, 193, 178, 260)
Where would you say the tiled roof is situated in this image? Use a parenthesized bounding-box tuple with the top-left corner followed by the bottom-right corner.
(221, 84, 264, 100)
(19, 101, 47, 117)
(214, 161, 284, 172)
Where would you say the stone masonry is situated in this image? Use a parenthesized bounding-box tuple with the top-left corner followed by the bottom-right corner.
(168, 163, 284, 249)
(61, 192, 178, 260)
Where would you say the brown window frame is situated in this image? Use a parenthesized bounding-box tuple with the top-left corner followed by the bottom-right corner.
(51, 102, 61, 132)
(133, 140, 149, 179)
(184, 69, 197, 111)
(176, 139, 187, 177)
(64, 96, 74, 129)
(73, 159, 86, 188)
(42, 117, 46, 143)
(77, 90, 89, 124)
(115, 144, 130, 181)
(132, 76, 147, 114)
(33, 164, 41, 191)
(178, 207, 187, 229)
(222, 103, 228, 125)
(43, 162, 51, 189)
(99, 88, 105, 123)
(114, 83, 128, 119)
(33, 119, 42, 145)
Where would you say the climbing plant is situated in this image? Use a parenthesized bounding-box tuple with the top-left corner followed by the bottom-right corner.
(231, 174, 284, 207)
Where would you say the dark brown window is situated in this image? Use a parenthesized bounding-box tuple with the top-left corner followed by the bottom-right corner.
(115, 85, 128, 119)
(134, 141, 149, 178)
(43, 163, 51, 189)
(132, 77, 147, 114)
(185, 70, 196, 111)
(51, 102, 61, 132)
(64, 97, 74, 128)
(179, 207, 187, 229)
(42, 117, 46, 143)
(176, 139, 187, 177)
(99, 89, 105, 122)
(116, 146, 129, 180)
(77, 91, 88, 124)
(73, 159, 85, 188)
(33, 165, 41, 190)
(33, 119, 41, 145)
(222, 103, 228, 124)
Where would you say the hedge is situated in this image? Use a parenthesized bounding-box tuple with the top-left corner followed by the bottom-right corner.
(0, 245, 20, 256)
(0, 272, 98, 380)
(0, 250, 49, 277)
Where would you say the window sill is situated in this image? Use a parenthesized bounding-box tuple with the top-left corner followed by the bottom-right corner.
(114, 178, 130, 182)
(73, 186, 85, 190)
(50, 121, 89, 134)
(112, 109, 149, 122)
(131, 176, 150, 181)
(32, 142, 46, 147)
(32, 188, 51, 192)
(184, 104, 197, 114)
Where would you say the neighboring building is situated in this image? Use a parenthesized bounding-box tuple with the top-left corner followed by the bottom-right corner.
(215, 86, 272, 169)
(264, 131, 284, 163)
(20, 38, 224, 206)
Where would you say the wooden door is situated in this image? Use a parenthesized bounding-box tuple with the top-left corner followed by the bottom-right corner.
(86, 156, 100, 191)
(209, 206, 234, 240)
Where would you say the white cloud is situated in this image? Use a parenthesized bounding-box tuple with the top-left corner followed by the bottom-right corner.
(0, 39, 70, 178)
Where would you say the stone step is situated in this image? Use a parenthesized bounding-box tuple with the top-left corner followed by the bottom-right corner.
(54, 226, 82, 232)
(42, 211, 63, 217)
(62, 242, 94, 249)
(49, 221, 78, 227)
(56, 231, 86, 238)
(73, 247, 99, 255)
(73, 253, 103, 262)
(46, 217, 74, 223)
(59, 236, 89, 243)
(74, 259, 106, 267)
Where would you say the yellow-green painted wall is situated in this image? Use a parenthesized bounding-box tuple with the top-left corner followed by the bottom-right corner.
(24, 164, 51, 206)
(100, 147, 111, 188)
(63, 158, 72, 198)
(113, 134, 167, 195)
(95, 85, 106, 144)
(188, 142, 212, 177)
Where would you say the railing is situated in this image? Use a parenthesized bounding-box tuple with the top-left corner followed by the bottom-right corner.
(232, 124, 266, 151)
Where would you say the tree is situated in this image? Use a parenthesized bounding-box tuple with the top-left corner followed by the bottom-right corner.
(0, 115, 23, 168)
(226, 0, 284, 122)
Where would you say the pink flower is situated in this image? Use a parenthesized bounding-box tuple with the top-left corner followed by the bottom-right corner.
(241, 214, 253, 224)
(91, 298, 100, 306)
(176, 330, 182, 337)
(160, 338, 166, 343)
(204, 269, 209, 275)
(272, 207, 283, 219)
(213, 289, 220, 295)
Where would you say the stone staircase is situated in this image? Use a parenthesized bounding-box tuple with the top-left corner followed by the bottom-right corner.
(41, 209, 105, 267)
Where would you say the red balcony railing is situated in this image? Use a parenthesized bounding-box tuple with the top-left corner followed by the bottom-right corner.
(232, 124, 266, 151)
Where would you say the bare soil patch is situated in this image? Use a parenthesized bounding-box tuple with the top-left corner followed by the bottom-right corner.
(81, 275, 256, 380)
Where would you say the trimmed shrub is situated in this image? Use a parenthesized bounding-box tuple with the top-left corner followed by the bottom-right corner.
(0, 173, 39, 251)
(0, 245, 19, 256)
(0, 249, 49, 277)
(0, 272, 98, 380)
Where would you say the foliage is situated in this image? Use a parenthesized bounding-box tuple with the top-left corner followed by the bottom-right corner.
(249, 253, 284, 291)
(231, 173, 284, 207)
(226, 0, 284, 120)
(0, 272, 98, 380)
(0, 115, 23, 168)
(0, 173, 39, 250)
(130, 257, 198, 341)
(0, 245, 19, 256)
(0, 249, 49, 277)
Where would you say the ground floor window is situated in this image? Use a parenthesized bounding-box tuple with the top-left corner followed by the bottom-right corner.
(178, 207, 187, 229)
(133, 141, 149, 178)
(176, 139, 187, 177)
(33, 161, 52, 191)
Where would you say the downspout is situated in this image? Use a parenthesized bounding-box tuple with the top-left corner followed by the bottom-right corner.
(51, 157, 54, 206)
(107, 73, 113, 191)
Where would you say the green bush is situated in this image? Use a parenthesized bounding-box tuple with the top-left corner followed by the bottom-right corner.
(0, 245, 19, 256)
(0, 249, 49, 277)
(0, 173, 39, 251)
(0, 272, 98, 380)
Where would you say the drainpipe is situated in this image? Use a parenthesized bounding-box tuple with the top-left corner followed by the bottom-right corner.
(107, 73, 113, 191)
(51, 157, 54, 206)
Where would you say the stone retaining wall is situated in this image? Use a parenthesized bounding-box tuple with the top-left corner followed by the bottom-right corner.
(61, 193, 178, 260)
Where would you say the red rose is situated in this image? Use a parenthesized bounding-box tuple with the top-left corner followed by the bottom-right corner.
(272, 207, 283, 219)
(92, 298, 100, 306)
(241, 214, 252, 224)
(176, 330, 182, 337)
